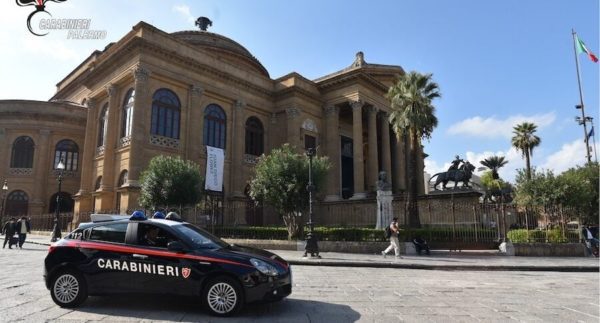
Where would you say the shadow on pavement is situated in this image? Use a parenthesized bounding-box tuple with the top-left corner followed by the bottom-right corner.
(74, 294, 361, 321)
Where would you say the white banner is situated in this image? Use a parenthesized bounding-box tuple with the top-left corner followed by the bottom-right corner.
(205, 146, 224, 192)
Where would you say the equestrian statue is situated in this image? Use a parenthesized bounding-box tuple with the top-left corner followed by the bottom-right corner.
(429, 155, 476, 190)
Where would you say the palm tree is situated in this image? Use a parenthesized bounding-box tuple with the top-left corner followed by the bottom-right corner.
(480, 156, 508, 180)
(511, 122, 541, 180)
(387, 71, 440, 228)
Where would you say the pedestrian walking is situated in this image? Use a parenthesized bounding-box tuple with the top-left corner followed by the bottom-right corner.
(2, 217, 17, 249)
(15, 216, 31, 249)
(382, 217, 402, 259)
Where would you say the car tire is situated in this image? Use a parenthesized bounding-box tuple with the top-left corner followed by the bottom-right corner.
(50, 269, 88, 308)
(202, 275, 244, 316)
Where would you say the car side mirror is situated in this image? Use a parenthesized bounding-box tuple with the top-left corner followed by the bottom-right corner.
(167, 241, 185, 253)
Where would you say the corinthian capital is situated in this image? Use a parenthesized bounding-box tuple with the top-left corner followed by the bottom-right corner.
(324, 105, 339, 117)
(286, 107, 300, 119)
(351, 100, 364, 110)
(132, 65, 150, 82)
(105, 83, 117, 97)
(190, 84, 204, 97)
(366, 106, 378, 114)
(86, 98, 97, 109)
(235, 99, 246, 110)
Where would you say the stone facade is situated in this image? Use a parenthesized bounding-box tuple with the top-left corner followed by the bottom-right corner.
(0, 21, 426, 223)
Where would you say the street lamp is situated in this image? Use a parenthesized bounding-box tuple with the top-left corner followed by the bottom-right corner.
(1, 180, 8, 222)
(51, 159, 65, 242)
(303, 148, 320, 258)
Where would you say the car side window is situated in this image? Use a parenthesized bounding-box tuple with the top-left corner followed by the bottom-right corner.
(88, 223, 128, 244)
(137, 223, 178, 249)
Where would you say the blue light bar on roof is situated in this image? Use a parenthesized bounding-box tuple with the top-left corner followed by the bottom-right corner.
(130, 210, 147, 221)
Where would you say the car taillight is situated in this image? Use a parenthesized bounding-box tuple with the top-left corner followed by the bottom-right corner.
(48, 245, 56, 254)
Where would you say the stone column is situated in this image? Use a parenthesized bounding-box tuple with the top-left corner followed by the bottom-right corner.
(123, 65, 151, 211)
(99, 84, 119, 209)
(73, 99, 97, 219)
(31, 129, 50, 214)
(380, 113, 392, 182)
(350, 101, 366, 199)
(366, 106, 379, 192)
(186, 84, 204, 159)
(286, 107, 301, 149)
(127, 65, 151, 188)
(392, 132, 407, 193)
(231, 100, 245, 198)
(323, 105, 341, 201)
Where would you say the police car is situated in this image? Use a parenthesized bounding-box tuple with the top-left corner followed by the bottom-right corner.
(44, 212, 292, 316)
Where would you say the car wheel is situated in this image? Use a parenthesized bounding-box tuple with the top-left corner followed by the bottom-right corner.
(203, 276, 243, 316)
(50, 269, 88, 308)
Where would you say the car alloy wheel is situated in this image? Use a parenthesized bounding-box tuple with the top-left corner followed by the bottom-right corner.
(203, 276, 243, 316)
(50, 269, 87, 307)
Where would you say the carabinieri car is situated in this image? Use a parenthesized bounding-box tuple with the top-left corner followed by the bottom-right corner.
(44, 212, 292, 316)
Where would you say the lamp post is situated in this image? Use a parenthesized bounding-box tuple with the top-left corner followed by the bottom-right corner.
(51, 159, 65, 242)
(303, 148, 320, 258)
(1, 180, 8, 223)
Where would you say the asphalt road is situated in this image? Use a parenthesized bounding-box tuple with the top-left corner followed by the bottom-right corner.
(0, 243, 598, 322)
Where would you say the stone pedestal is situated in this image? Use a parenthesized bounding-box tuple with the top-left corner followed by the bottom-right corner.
(375, 190, 393, 229)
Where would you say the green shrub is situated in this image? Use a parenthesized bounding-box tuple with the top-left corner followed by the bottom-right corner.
(507, 229, 577, 243)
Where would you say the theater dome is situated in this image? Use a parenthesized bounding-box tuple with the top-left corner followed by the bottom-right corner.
(171, 30, 269, 77)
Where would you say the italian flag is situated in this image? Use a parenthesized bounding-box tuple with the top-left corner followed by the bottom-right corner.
(576, 35, 599, 63)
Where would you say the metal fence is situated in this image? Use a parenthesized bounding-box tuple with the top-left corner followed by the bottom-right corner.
(19, 199, 588, 248)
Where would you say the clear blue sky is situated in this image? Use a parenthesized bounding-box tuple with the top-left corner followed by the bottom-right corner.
(1, 0, 598, 182)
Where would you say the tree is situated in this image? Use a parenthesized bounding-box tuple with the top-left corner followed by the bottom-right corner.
(387, 71, 440, 228)
(480, 156, 508, 180)
(248, 144, 330, 239)
(511, 122, 541, 180)
(555, 163, 599, 224)
(139, 156, 203, 210)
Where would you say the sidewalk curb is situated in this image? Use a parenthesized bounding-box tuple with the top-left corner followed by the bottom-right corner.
(28, 239, 597, 272)
(287, 259, 599, 272)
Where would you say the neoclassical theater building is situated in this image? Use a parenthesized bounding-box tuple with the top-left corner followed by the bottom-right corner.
(0, 21, 425, 225)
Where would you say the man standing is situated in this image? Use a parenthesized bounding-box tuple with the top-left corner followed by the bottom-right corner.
(15, 216, 30, 249)
(381, 217, 402, 259)
(2, 218, 17, 249)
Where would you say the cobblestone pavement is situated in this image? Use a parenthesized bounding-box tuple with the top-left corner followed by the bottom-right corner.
(1, 243, 598, 322)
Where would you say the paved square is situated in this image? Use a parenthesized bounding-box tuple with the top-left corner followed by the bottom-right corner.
(0, 244, 598, 322)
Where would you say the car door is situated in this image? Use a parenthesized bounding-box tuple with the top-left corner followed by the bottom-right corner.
(77, 222, 138, 293)
(126, 222, 200, 295)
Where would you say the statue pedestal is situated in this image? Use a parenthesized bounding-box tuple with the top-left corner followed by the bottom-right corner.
(376, 190, 393, 229)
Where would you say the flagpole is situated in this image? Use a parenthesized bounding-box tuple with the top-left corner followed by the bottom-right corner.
(591, 123, 598, 164)
(572, 29, 592, 163)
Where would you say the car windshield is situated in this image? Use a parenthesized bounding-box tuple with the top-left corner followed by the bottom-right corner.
(172, 223, 230, 249)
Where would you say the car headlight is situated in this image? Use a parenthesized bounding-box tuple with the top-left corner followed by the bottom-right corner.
(250, 258, 278, 276)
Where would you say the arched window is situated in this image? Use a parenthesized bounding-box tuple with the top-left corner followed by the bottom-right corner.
(95, 176, 102, 191)
(245, 117, 264, 156)
(5, 190, 28, 216)
(54, 139, 79, 171)
(151, 89, 181, 139)
(48, 192, 74, 214)
(121, 88, 134, 138)
(97, 103, 108, 147)
(203, 104, 226, 149)
(10, 136, 34, 168)
(118, 170, 128, 187)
